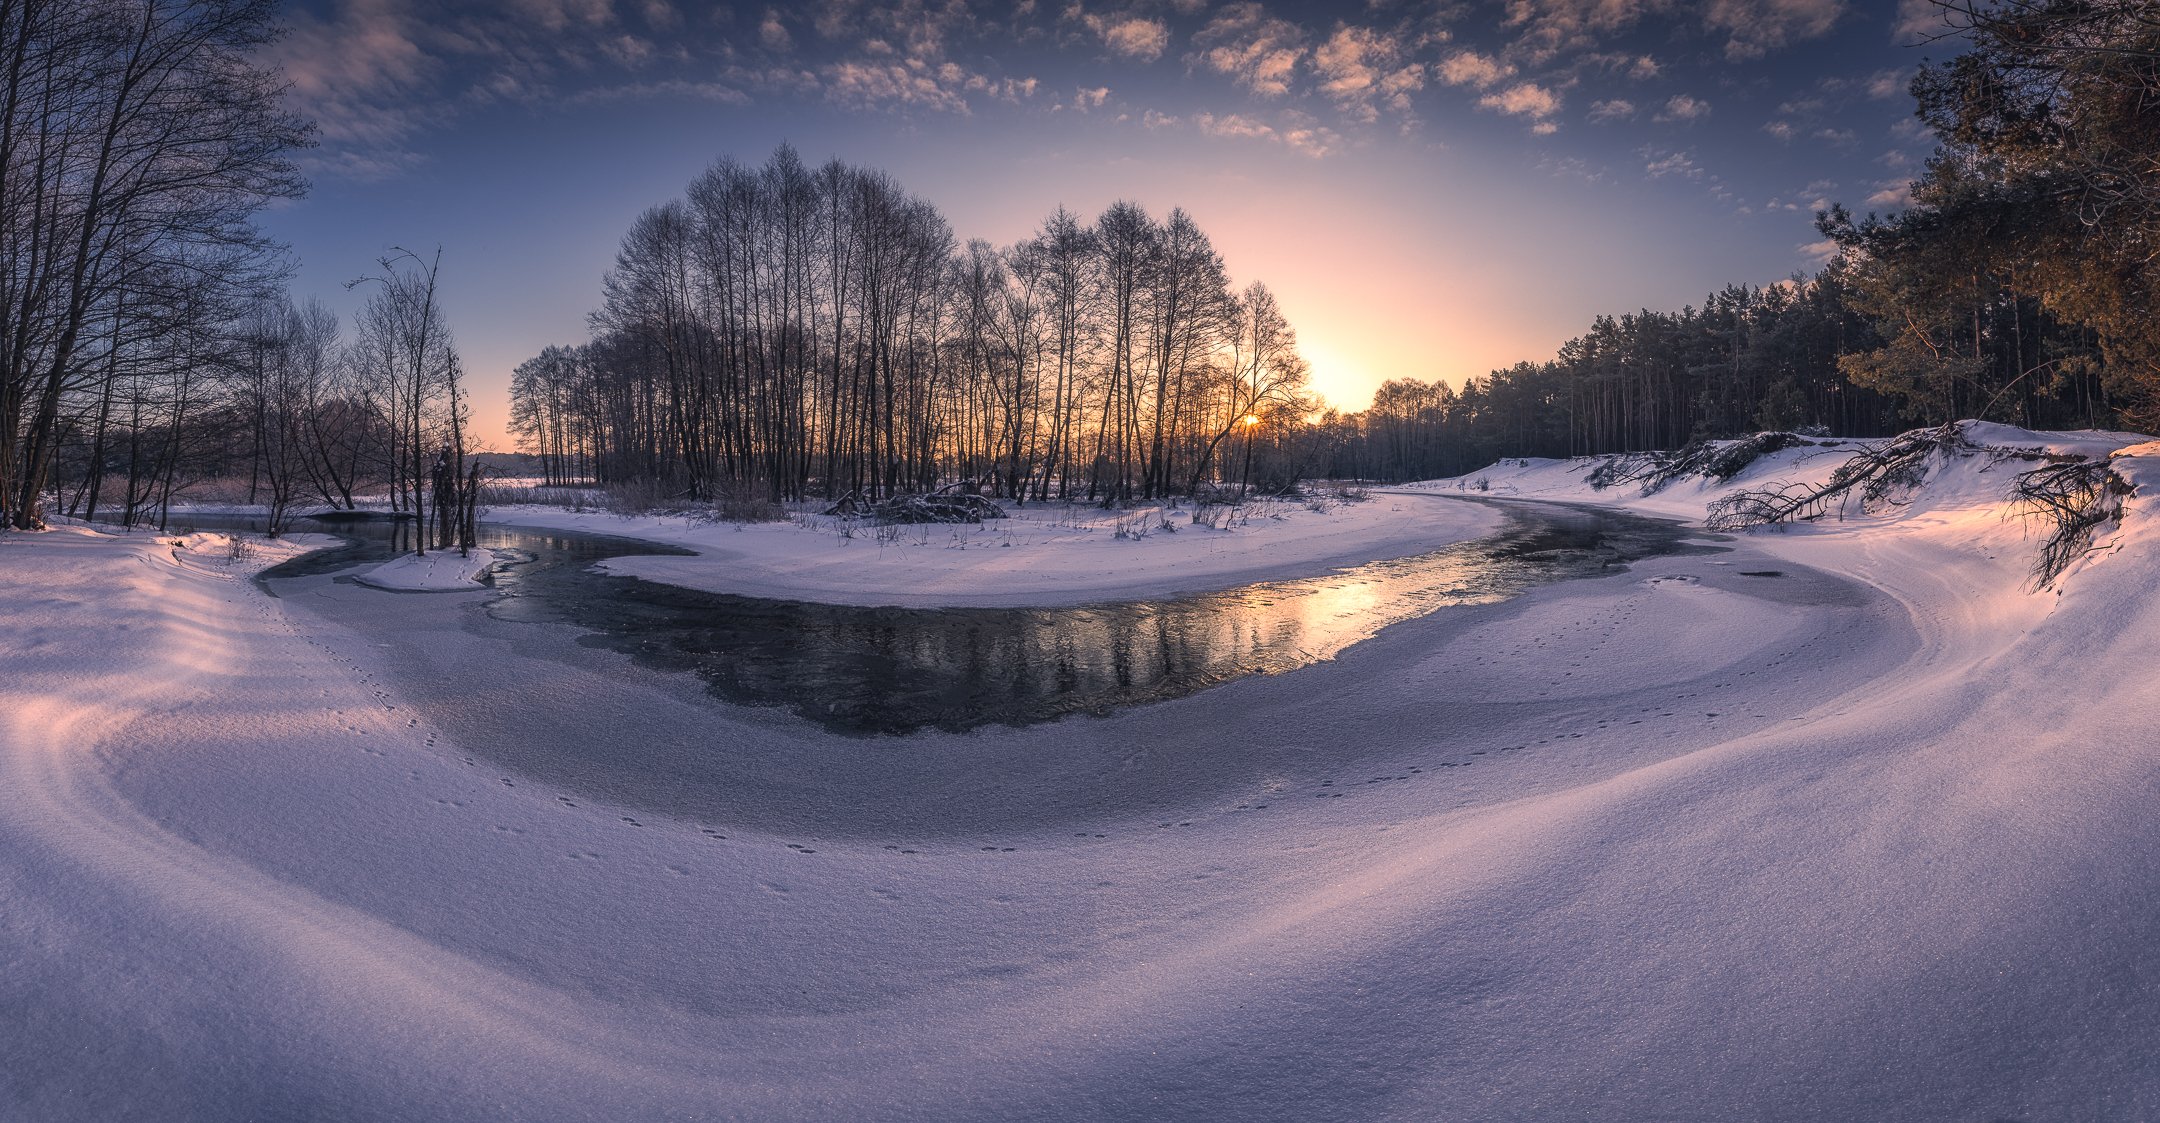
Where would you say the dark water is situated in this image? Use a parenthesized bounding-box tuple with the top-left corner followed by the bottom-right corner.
(159, 503, 1701, 736)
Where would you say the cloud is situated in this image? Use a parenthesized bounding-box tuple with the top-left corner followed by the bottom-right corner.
(1312, 26, 1424, 123)
(1069, 85, 1109, 111)
(506, 0, 611, 34)
(1644, 149, 1701, 179)
(1866, 181, 1914, 207)
(1502, 0, 1673, 64)
(1655, 93, 1710, 122)
(760, 9, 792, 52)
(1706, 0, 1844, 60)
(1192, 110, 1340, 157)
(260, 0, 437, 178)
(1531, 120, 1560, 135)
(1438, 49, 1513, 89)
(821, 59, 972, 113)
(1477, 81, 1561, 120)
(1865, 68, 1908, 99)
(1894, 0, 1950, 40)
(1587, 98, 1635, 122)
(1763, 120, 1795, 141)
(599, 35, 655, 67)
(1092, 15, 1170, 62)
(1798, 238, 1839, 265)
(1814, 126, 1857, 146)
(1192, 2, 1304, 97)
(569, 79, 750, 106)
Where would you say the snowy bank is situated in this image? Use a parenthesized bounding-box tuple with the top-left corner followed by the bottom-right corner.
(481, 491, 1503, 607)
(9, 427, 2160, 1120)
(353, 548, 497, 592)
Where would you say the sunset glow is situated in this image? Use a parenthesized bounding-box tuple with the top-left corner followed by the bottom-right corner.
(256, 0, 1933, 449)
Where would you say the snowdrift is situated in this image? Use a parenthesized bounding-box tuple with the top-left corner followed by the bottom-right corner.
(6, 425, 2160, 1120)
(353, 548, 497, 591)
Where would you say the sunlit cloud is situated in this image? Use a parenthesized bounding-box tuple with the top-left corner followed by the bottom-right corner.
(1067, 85, 1110, 112)
(1437, 49, 1513, 89)
(1192, 3, 1305, 98)
(1587, 98, 1635, 122)
(1312, 26, 1424, 124)
(1192, 109, 1339, 157)
(822, 59, 973, 114)
(1655, 93, 1710, 123)
(1478, 81, 1561, 124)
(1089, 14, 1171, 62)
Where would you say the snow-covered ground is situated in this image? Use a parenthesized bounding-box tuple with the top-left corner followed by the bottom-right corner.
(5, 424, 2159, 1120)
(353, 547, 499, 591)
(479, 492, 1503, 607)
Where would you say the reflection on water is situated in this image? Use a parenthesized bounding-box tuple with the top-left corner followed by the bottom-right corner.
(162, 503, 1694, 736)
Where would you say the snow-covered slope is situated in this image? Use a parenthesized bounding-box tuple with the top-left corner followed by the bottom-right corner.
(4, 425, 2158, 1120)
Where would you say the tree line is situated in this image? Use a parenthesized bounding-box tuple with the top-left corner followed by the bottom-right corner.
(1, 0, 479, 552)
(511, 146, 1314, 506)
(1321, 0, 2158, 483)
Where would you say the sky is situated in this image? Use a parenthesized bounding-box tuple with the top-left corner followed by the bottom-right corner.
(255, 0, 1957, 450)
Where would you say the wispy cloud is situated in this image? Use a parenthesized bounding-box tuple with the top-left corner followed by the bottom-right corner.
(1705, 0, 1844, 60)
(1644, 148, 1702, 179)
(1478, 81, 1562, 125)
(1193, 3, 1304, 97)
(1312, 26, 1425, 124)
(1088, 14, 1170, 62)
(1655, 93, 1710, 123)
(1437, 49, 1513, 90)
(1192, 109, 1341, 157)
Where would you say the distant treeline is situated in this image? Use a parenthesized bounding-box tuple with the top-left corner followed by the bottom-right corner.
(1321, 0, 2159, 482)
(513, 147, 1312, 505)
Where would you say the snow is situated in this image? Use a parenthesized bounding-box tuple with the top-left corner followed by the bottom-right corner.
(479, 492, 1504, 607)
(5, 426, 2160, 1120)
(353, 548, 497, 591)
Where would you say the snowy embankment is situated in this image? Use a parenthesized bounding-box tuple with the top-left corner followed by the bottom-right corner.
(479, 491, 1502, 607)
(352, 548, 497, 591)
(6, 423, 2160, 1120)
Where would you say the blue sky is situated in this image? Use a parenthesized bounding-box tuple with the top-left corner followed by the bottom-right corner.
(257, 0, 1954, 447)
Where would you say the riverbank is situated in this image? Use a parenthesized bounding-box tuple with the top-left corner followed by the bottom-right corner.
(477, 490, 1504, 607)
(5, 422, 2159, 1119)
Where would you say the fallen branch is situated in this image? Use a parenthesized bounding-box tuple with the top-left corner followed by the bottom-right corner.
(823, 491, 1009, 524)
(1705, 422, 1968, 530)
(2013, 458, 2134, 588)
